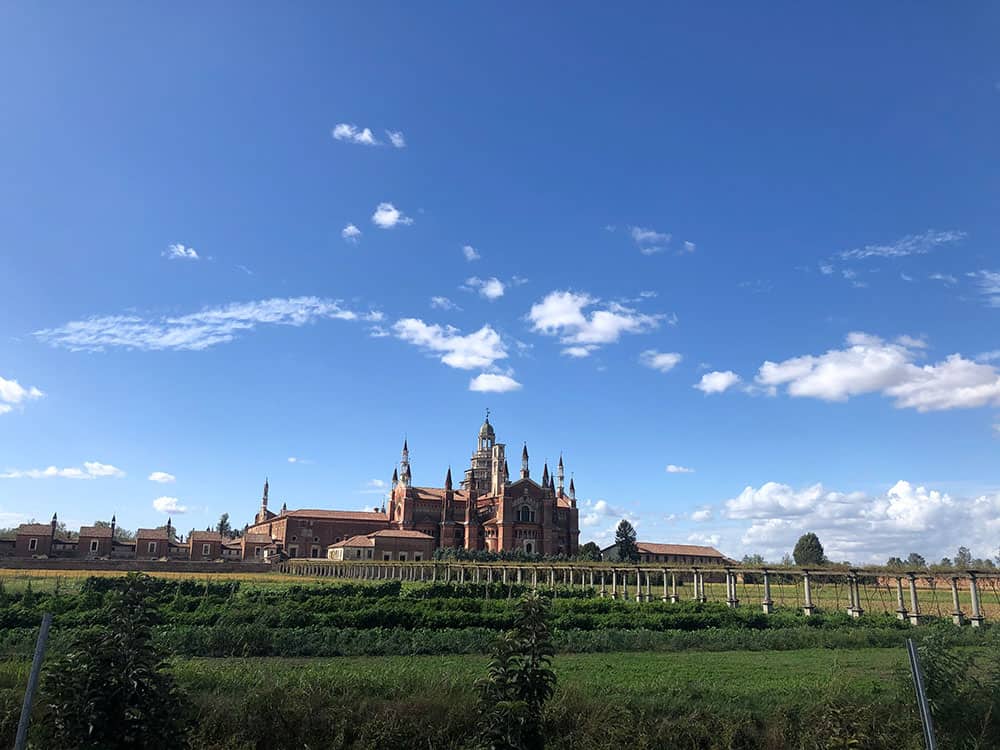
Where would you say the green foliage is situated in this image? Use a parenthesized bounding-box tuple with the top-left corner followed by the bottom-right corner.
(475, 592, 556, 750)
(215, 513, 231, 536)
(614, 519, 638, 563)
(793, 533, 825, 566)
(577, 541, 601, 561)
(954, 546, 973, 568)
(37, 573, 189, 749)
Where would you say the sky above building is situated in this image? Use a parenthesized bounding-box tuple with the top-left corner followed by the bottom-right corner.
(1, 3, 999, 564)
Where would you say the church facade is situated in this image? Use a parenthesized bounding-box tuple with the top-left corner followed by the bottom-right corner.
(247, 415, 580, 557)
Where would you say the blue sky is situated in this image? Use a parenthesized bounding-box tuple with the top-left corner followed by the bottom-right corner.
(2, 3, 999, 563)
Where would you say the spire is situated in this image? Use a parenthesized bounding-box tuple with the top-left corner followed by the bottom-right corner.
(541, 461, 549, 487)
(569, 476, 576, 499)
(549, 475, 556, 494)
(280, 502, 287, 515)
(557, 454, 565, 496)
(263, 477, 269, 502)
(504, 459, 510, 484)
(400, 439, 411, 486)
(521, 443, 530, 479)
(392, 467, 399, 488)
(110, 514, 116, 540)
(445, 466, 453, 491)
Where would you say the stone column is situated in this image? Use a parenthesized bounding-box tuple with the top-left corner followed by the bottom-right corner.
(661, 569, 669, 602)
(643, 570, 651, 602)
(950, 577, 965, 626)
(969, 574, 984, 627)
(611, 569, 617, 599)
(532, 568, 538, 589)
(502, 567, 508, 585)
(670, 572, 679, 603)
(487, 567, 494, 584)
(849, 575, 863, 618)
(907, 574, 922, 625)
(894, 577, 908, 620)
(762, 571, 774, 614)
(599, 570, 607, 598)
(622, 570, 630, 601)
(517, 567, 523, 584)
(549, 568, 556, 589)
(725, 570, 739, 608)
(589, 569, 595, 588)
(698, 571, 707, 603)
(802, 571, 815, 616)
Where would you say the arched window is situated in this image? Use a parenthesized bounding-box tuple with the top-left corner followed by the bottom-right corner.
(518, 505, 535, 523)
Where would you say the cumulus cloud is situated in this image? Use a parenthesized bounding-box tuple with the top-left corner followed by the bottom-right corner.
(469, 373, 522, 393)
(34, 297, 382, 352)
(629, 226, 670, 255)
(1, 462, 124, 480)
(163, 243, 199, 261)
(0, 376, 44, 415)
(393, 319, 507, 370)
(528, 290, 664, 357)
(462, 245, 481, 262)
(148, 471, 175, 483)
(836, 230, 966, 261)
(756, 332, 1000, 411)
(464, 277, 506, 300)
(342, 224, 362, 243)
(332, 123, 379, 145)
(578, 498, 641, 546)
(720, 479, 1000, 564)
(371, 202, 413, 229)
(690, 508, 713, 522)
(639, 350, 682, 373)
(152, 496, 187, 513)
(694, 370, 741, 394)
(666, 464, 695, 474)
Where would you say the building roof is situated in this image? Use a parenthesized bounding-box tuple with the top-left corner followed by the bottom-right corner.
(329, 534, 376, 548)
(282, 509, 390, 522)
(372, 529, 435, 540)
(78, 526, 113, 538)
(189, 531, 225, 542)
(635, 542, 726, 558)
(407, 487, 471, 502)
(16, 524, 54, 536)
(136, 528, 171, 540)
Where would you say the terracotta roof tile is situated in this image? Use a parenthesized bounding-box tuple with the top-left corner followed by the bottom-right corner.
(372, 529, 435, 540)
(78, 526, 113, 538)
(16, 524, 54, 535)
(189, 531, 225, 542)
(329, 534, 375, 548)
(136, 528, 171, 541)
(283, 509, 390, 522)
(637, 542, 725, 558)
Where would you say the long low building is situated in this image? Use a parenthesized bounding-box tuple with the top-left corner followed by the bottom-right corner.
(601, 541, 730, 566)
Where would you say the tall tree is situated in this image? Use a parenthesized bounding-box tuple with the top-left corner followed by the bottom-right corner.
(742, 553, 765, 565)
(216, 512, 231, 536)
(792, 532, 825, 566)
(576, 541, 601, 561)
(954, 546, 973, 568)
(906, 552, 927, 568)
(614, 519, 639, 563)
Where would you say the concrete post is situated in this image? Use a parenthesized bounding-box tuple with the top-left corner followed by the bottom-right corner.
(698, 571, 707, 602)
(549, 568, 556, 589)
(725, 569, 739, 607)
(969, 574, 984, 627)
(802, 571, 815, 615)
(849, 575, 863, 618)
(670, 572, 679, 603)
(622, 570, 629, 601)
(762, 571, 774, 614)
(589, 569, 595, 588)
(949, 577, 965, 626)
(907, 574, 922, 625)
(644, 570, 651, 602)
(502, 567, 508, 585)
(532, 568, 538, 589)
(894, 577, 908, 620)
(662, 569, 668, 602)
(517, 567, 523, 584)
(690, 571, 699, 601)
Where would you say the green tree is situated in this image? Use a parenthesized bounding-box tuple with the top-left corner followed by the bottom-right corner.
(906, 552, 927, 568)
(474, 591, 556, 750)
(39, 572, 189, 749)
(954, 546, 973, 568)
(614, 519, 639, 563)
(216, 513, 231, 537)
(792, 532, 825, 566)
(886, 556, 905, 568)
(576, 541, 601, 561)
(742, 553, 765, 565)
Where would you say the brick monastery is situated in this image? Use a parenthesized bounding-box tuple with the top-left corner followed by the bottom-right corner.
(248, 414, 581, 559)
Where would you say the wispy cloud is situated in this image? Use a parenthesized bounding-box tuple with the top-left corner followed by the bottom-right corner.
(385, 130, 406, 148)
(968, 270, 1000, 307)
(836, 229, 966, 261)
(153, 496, 186, 513)
(639, 350, 682, 373)
(430, 296, 461, 311)
(928, 272, 957, 285)
(528, 290, 664, 357)
(163, 243, 199, 261)
(35, 297, 382, 352)
(332, 123, 379, 145)
(469, 373, 522, 393)
(148, 471, 175, 483)
(1, 461, 124, 480)
(666, 464, 695, 474)
(0, 376, 44, 416)
(462, 245, 481, 262)
(464, 277, 506, 300)
(342, 224, 362, 244)
(287, 456, 313, 464)
(371, 202, 413, 229)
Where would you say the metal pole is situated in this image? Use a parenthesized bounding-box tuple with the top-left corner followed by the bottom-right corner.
(906, 638, 938, 750)
(15, 612, 53, 750)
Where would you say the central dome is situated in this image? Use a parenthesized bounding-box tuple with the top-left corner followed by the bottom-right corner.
(479, 417, 495, 439)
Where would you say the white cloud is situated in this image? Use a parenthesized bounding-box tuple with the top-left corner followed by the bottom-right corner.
(694, 370, 741, 394)
(1, 462, 124, 480)
(681, 241, 696, 254)
(464, 277, 505, 300)
(148, 471, 176, 483)
(163, 243, 199, 261)
(152, 496, 187, 514)
(35, 297, 381, 352)
(385, 130, 406, 148)
(929, 272, 957, 285)
(0, 376, 44, 415)
(342, 224, 362, 244)
(639, 350, 682, 373)
(469, 373, 522, 393)
(969, 270, 1000, 307)
(332, 123, 379, 146)
(720, 479, 1000, 564)
(836, 230, 966, 261)
(528, 290, 664, 357)
(629, 226, 670, 254)
(690, 508, 713, 522)
(462, 245, 481, 262)
(755, 332, 1000, 412)
(430, 296, 460, 311)
(371, 202, 413, 229)
(393, 319, 507, 370)
(639, 290, 657, 298)
(666, 464, 695, 474)
(819, 264, 834, 275)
